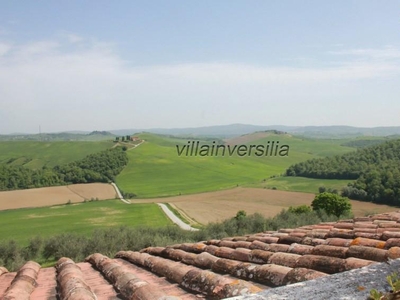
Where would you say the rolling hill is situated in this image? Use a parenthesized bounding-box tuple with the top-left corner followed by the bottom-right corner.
(110, 124, 400, 138)
(116, 132, 355, 198)
(0, 140, 114, 169)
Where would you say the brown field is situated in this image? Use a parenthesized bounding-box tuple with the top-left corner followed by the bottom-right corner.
(135, 187, 398, 224)
(0, 183, 117, 211)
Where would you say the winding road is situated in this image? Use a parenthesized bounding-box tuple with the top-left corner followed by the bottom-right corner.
(157, 203, 199, 231)
(114, 140, 198, 231)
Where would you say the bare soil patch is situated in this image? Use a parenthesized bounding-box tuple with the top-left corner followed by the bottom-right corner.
(0, 183, 116, 211)
(135, 187, 397, 224)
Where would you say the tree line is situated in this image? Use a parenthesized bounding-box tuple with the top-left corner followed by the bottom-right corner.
(285, 139, 400, 205)
(0, 148, 128, 191)
(0, 208, 343, 272)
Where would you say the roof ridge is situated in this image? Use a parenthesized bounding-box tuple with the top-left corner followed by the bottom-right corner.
(116, 250, 262, 298)
(55, 257, 97, 300)
(2, 261, 40, 300)
(86, 253, 179, 300)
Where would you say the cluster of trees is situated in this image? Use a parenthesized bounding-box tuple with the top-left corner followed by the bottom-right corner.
(341, 139, 388, 148)
(289, 193, 352, 218)
(286, 139, 400, 205)
(0, 208, 343, 271)
(0, 148, 128, 191)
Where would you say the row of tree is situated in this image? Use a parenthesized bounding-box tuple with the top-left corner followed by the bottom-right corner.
(0, 208, 344, 271)
(286, 139, 400, 205)
(0, 148, 128, 191)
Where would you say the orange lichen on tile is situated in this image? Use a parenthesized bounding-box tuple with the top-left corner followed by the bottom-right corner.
(350, 237, 387, 249)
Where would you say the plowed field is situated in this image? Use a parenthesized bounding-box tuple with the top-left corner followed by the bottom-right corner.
(0, 183, 116, 210)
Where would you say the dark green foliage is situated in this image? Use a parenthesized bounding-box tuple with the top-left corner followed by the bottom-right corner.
(0, 148, 128, 191)
(286, 139, 400, 205)
(288, 205, 312, 214)
(311, 192, 352, 217)
(341, 139, 387, 148)
(0, 165, 62, 190)
(0, 240, 26, 271)
(341, 186, 368, 200)
(120, 190, 137, 199)
(0, 209, 345, 271)
(318, 186, 338, 194)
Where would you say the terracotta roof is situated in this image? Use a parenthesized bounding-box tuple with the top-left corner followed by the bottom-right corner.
(2, 211, 400, 299)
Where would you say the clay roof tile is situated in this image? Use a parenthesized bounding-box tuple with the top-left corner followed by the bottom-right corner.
(347, 245, 387, 262)
(0, 267, 8, 276)
(296, 255, 347, 274)
(311, 244, 348, 258)
(2, 261, 40, 300)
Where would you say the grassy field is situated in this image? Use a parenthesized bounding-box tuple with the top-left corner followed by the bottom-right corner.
(0, 200, 171, 245)
(116, 133, 355, 198)
(245, 176, 353, 194)
(0, 140, 113, 169)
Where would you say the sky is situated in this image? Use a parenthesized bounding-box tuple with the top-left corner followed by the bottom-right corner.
(0, 1, 399, 134)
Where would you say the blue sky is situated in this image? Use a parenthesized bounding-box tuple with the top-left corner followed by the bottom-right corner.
(0, 1, 399, 133)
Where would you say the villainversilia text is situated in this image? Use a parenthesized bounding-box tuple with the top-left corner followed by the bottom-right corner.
(176, 141, 289, 157)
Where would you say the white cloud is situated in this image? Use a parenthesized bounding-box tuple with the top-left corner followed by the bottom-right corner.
(0, 43, 11, 56)
(66, 33, 83, 43)
(329, 46, 400, 60)
(13, 41, 60, 59)
(0, 38, 399, 133)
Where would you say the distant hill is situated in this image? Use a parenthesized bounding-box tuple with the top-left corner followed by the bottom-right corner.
(0, 131, 115, 141)
(109, 124, 400, 139)
(4, 124, 400, 140)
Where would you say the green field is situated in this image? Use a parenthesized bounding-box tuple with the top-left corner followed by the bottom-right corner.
(0, 141, 114, 169)
(0, 200, 171, 245)
(116, 133, 355, 198)
(245, 176, 353, 194)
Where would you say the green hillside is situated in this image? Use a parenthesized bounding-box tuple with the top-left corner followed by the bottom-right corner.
(0, 141, 113, 169)
(286, 139, 400, 205)
(116, 133, 355, 198)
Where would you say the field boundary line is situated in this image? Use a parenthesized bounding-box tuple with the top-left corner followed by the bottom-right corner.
(65, 185, 86, 200)
(168, 203, 200, 226)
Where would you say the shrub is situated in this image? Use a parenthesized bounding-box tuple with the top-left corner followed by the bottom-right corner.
(288, 205, 312, 214)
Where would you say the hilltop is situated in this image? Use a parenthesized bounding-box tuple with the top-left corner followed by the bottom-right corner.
(0, 131, 115, 141)
(109, 124, 400, 139)
(4, 124, 400, 140)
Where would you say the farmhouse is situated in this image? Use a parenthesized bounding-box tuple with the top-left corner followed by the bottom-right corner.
(2, 211, 400, 299)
